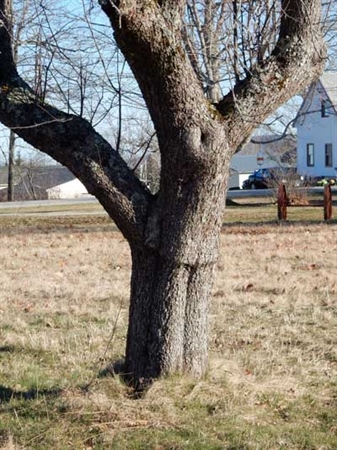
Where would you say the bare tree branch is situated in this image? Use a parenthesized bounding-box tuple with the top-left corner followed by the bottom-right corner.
(216, 0, 326, 149)
(0, 0, 152, 243)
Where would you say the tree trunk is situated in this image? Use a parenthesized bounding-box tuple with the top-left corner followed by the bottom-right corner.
(125, 128, 230, 385)
(126, 247, 214, 384)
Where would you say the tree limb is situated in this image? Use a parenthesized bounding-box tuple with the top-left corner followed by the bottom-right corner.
(216, 0, 326, 149)
(0, 0, 151, 244)
(99, 0, 212, 143)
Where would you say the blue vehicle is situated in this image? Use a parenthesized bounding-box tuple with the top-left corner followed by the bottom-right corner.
(242, 167, 298, 189)
(242, 168, 277, 189)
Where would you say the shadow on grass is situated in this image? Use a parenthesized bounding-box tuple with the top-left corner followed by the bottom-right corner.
(98, 358, 126, 379)
(98, 359, 152, 397)
(0, 346, 16, 353)
(0, 385, 63, 404)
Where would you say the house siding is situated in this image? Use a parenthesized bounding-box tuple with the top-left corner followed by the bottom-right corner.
(296, 77, 337, 177)
(46, 178, 89, 199)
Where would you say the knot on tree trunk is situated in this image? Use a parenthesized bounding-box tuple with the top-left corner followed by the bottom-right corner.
(144, 207, 161, 249)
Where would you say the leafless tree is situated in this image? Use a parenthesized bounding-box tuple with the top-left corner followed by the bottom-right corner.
(0, 0, 326, 386)
(184, 1, 336, 141)
(2, 0, 145, 199)
(183, 1, 281, 101)
(322, 0, 337, 70)
(4, 0, 32, 200)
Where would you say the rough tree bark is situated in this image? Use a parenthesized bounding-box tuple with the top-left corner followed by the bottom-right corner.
(0, 0, 325, 385)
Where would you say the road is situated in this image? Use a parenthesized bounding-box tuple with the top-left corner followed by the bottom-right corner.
(0, 187, 332, 216)
(227, 188, 273, 198)
(228, 186, 334, 198)
(0, 191, 271, 216)
(0, 196, 103, 217)
(0, 196, 99, 210)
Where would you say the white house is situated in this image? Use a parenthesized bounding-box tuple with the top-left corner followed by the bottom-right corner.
(0, 165, 91, 201)
(296, 72, 337, 177)
(46, 177, 89, 199)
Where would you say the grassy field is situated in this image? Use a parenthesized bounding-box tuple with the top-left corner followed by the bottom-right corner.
(0, 204, 336, 449)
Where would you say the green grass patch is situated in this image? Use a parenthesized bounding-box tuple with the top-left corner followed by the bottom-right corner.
(0, 379, 336, 449)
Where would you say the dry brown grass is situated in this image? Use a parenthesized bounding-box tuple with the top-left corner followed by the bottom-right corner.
(0, 214, 336, 449)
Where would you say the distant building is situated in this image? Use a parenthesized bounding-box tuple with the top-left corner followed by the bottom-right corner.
(0, 165, 90, 201)
(0, 167, 9, 193)
(295, 72, 337, 177)
(229, 135, 297, 189)
(46, 177, 90, 199)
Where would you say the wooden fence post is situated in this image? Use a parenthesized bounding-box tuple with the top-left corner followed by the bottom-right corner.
(324, 184, 332, 220)
(277, 184, 287, 221)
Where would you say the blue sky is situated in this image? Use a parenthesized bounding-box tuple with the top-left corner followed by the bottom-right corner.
(1, 1, 336, 165)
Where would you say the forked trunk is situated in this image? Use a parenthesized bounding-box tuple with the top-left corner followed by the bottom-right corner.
(125, 129, 231, 385)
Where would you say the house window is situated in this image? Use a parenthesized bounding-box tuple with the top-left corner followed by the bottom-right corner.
(307, 144, 314, 167)
(321, 99, 330, 117)
(325, 144, 333, 167)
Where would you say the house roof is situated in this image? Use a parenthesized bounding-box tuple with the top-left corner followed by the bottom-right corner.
(294, 72, 337, 126)
(319, 72, 337, 113)
(0, 165, 75, 189)
(17, 166, 75, 190)
(238, 134, 296, 163)
(0, 166, 24, 185)
(230, 155, 260, 173)
(0, 167, 8, 185)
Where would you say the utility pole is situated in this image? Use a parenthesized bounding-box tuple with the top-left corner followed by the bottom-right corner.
(6, 0, 17, 201)
(7, 129, 15, 201)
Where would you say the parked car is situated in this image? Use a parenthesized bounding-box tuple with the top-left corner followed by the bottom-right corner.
(242, 167, 299, 189)
(242, 168, 277, 189)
